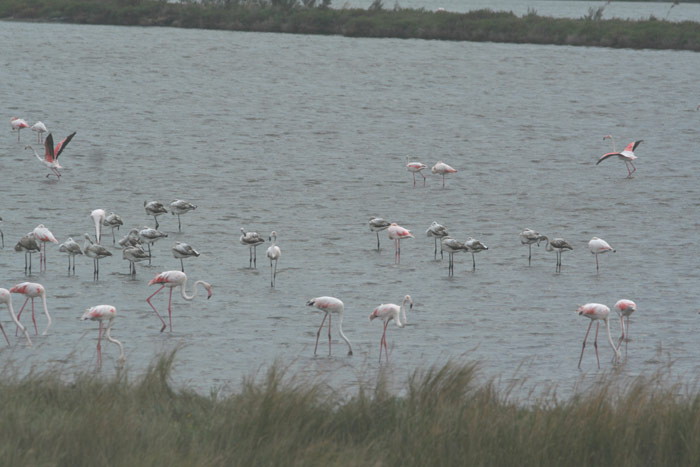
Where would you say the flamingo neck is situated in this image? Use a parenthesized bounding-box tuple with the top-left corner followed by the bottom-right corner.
(106, 319, 125, 362)
(337, 311, 353, 355)
(7, 300, 32, 346)
(608, 135, 616, 152)
(181, 279, 208, 301)
(28, 146, 42, 162)
(40, 292, 51, 336)
(400, 297, 410, 325)
(93, 217, 102, 245)
(543, 237, 553, 252)
(604, 318, 620, 363)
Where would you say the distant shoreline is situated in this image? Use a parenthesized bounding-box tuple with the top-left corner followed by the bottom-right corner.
(2, 0, 700, 51)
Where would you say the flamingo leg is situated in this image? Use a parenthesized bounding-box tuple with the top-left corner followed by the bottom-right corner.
(578, 321, 594, 369)
(177, 215, 182, 232)
(249, 246, 253, 268)
(31, 298, 38, 335)
(147, 243, 152, 265)
(397, 239, 401, 264)
(167, 287, 174, 332)
(442, 174, 445, 188)
(595, 254, 599, 272)
(383, 322, 390, 363)
(625, 316, 630, 359)
(97, 321, 104, 369)
(180, 259, 185, 272)
(421, 172, 426, 186)
(434, 238, 438, 260)
(112, 229, 116, 245)
(146, 285, 167, 332)
(327, 313, 332, 356)
(314, 313, 328, 356)
(253, 246, 258, 268)
(154, 216, 159, 229)
(593, 322, 601, 369)
(273, 259, 278, 287)
(528, 244, 532, 266)
(376, 232, 380, 250)
(0, 322, 10, 346)
(413, 172, 416, 187)
(472, 253, 476, 270)
(15, 297, 30, 336)
(379, 321, 389, 363)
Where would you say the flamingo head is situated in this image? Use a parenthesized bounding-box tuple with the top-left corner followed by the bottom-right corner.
(575, 304, 584, 315)
(603, 135, 613, 141)
(204, 283, 213, 299)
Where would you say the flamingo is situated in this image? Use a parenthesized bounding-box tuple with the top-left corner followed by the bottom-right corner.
(118, 228, 142, 248)
(369, 295, 412, 363)
(146, 270, 212, 333)
(614, 299, 637, 359)
(14, 232, 40, 273)
(541, 236, 573, 271)
(239, 228, 265, 268)
(33, 224, 58, 269)
(441, 237, 469, 276)
(406, 156, 427, 187)
(431, 161, 457, 188)
(465, 237, 488, 270)
(171, 241, 199, 272)
(368, 217, 391, 250)
(10, 117, 29, 142)
(81, 305, 125, 368)
(588, 237, 615, 272)
(169, 199, 197, 232)
(123, 244, 149, 276)
(0, 288, 32, 346)
(306, 296, 353, 357)
(519, 228, 546, 266)
(0, 216, 3, 248)
(597, 136, 642, 178)
(139, 227, 168, 265)
(576, 303, 621, 369)
(91, 209, 106, 244)
(266, 231, 281, 288)
(58, 237, 83, 273)
(103, 212, 123, 245)
(83, 233, 112, 279)
(426, 221, 449, 259)
(387, 223, 414, 264)
(144, 200, 167, 229)
(9, 282, 52, 336)
(25, 131, 76, 178)
(31, 121, 47, 143)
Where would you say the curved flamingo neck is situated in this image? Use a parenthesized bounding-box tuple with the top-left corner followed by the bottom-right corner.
(105, 319, 125, 362)
(337, 310, 353, 355)
(400, 297, 411, 325)
(604, 318, 620, 363)
(543, 236, 553, 252)
(27, 146, 42, 162)
(6, 300, 32, 346)
(40, 292, 51, 335)
(605, 135, 616, 152)
(180, 279, 209, 301)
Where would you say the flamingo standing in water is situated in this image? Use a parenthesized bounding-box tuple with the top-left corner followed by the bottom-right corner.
(387, 223, 414, 264)
(597, 135, 643, 178)
(588, 237, 615, 272)
(441, 237, 469, 276)
(171, 242, 199, 272)
(466, 237, 488, 270)
(431, 161, 457, 188)
(369, 295, 412, 363)
(146, 270, 212, 332)
(25, 132, 76, 178)
(614, 299, 637, 359)
(519, 228, 546, 266)
(426, 221, 449, 259)
(103, 212, 124, 245)
(0, 216, 4, 248)
(576, 303, 621, 369)
(81, 305, 125, 368)
(406, 156, 427, 187)
(144, 200, 168, 229)
(139, 227, 168, 265)
(169, 199, 197, 232)
(84, 233, 112, 279)
(239, 228, 265, 268)
(306, 296, 353, 357)
(9, 282, 52, 336)
(369, 217, 391, 250)
(91, 209, 106, 244)
(0, 288, 32, 346)
(123, 245, 149, 276)
(14, 232, 41, 273)
(31, 121, 47, 143)
(33, 224, 58, 269)
(541, 236, 573, 271)
(266, 231, 281, 288)
(10, 117, 29, 141)
(118, 228, 142, 249)
(58, 237, 83, 273)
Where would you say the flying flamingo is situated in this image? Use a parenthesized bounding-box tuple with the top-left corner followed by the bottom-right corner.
(81, 305, 125, 368)
(171, 241, 199, 272)
(576, 303, 621, 369)
(0, 288, 32, 346)
(239, 228, 265, 268)
(91, 209, 106, 244)
(9, 282, 52, 336)
(519, 228, 546, 266)
(306, 296, 353, 357)
(466, 237, 488, 270)
(103, 212, 124, 245)
(588, 237, 615, 272)
(369, 295, 412, 363)
(25, 132, 76, 178)
(10, 117, 29, 142)
(83, 233, 112, 279)
(146, 270, 212, 332)
(31, 121, 47, 143)
(369, 217, 391, 250)
(597, 135, 643, 178)
(441, 237, 469, 276)
(123, 245, 149, 276)
(426, 221, 449, 259)
(541, 236, 573, 271)
(58, 237, 83, 273)
(266, 231, 281, 288)
(169, 199, 197, 232)
(387, 223, 414, 264)
(14, 232, 40, 273)
(33, 224, 58, 269)
(431, 161, 457, 188)
(614, 299, 637, 360)
(144, 200, 168, 229)
(406, 156, 427, 187)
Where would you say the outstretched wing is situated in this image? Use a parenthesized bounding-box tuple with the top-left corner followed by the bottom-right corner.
(630, 140, 643, 152)
(596, 152, 621, 165)
(44, 133, 55, 163)
(54, 132, 76, 159)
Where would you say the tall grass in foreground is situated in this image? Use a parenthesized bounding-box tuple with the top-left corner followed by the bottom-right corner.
(1, 353, 700, 466)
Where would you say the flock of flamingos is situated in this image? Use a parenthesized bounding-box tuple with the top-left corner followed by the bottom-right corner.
(4, 117, 645, 368)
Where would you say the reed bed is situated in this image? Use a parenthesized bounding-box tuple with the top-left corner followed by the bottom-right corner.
(1, 352, 700, 466)
(2, 0, 700, 51)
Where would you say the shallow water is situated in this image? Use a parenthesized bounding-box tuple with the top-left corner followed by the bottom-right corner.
(1, 21, 699, 397)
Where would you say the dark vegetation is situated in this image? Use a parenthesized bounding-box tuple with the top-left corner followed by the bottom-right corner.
(2, 0, 700, 51)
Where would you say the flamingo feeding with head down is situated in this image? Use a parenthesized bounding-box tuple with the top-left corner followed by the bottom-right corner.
(369, 217, 391, 250)
(81, 305, 125, 368)
(0, 288, 32, 346)
(266, 231, 281, 288)
(426, 221, 449, 260)
(239, 228, 265, 268)
(588, 237, 615, 272)
(387, 223, 414, 264)
(431, 161, 457, 188)
(614, 299, 637, 359)
(31, 121, 47, 143)
(306, 296, 353, 357)
(169, 199, 197, 232)
(519, 228, 546, 266)
(576, 303, 621, 369)
(9, 282, 51, 336)
(406, 156, 428, 187)
(25, 132, 76, 179)
(91, 209, 106, 244)
(597, 135, 642, 178)
(146, 270, 212, 332)
(10, 117, 29, 142)
(369, 295, 412, 363)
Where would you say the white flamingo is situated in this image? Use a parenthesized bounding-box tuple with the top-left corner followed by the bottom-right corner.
(266, 231, 281, 288)
(369, 295, 412, 363)
(306, 296, 353, 357)
(0, 288, 32, 346)
(81, 305, 125, 368)
(146, 270, 213, 333)
(576, 303, 621, 369)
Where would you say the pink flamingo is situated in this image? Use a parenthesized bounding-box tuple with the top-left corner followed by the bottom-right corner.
(25, 132, 76, 178)
(146, 271, 212, 332)
(369, 295, 412, 363)
(0, 288, 32, 346)
(31, 121, 47, 143)
(597, 135, 642, 178)
(10, 117, 29, 142)
(588, 237, 615, 272)
(81, 305, 125, 368)
(576, 303, 620, 369)
(9, 282, 52, 336)
(306, 296, 353, 356)
(406, 156, 427, 187)
(614, 299, 636, 359)
(387, 223, 414, 264)
(33, 224, 58, 269)
(431, 161, 457, 188)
